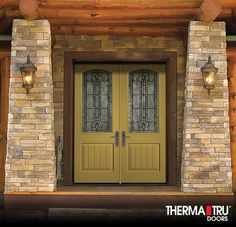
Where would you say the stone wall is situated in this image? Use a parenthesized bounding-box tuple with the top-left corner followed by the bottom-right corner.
(181, 21, 232, 192)
(53, 35, 186, 184)
(5, 20, 56, 192)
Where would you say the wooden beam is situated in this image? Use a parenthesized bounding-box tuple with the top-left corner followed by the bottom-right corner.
(51, 25, 186, 36)
(0, 0, 19, 7)
(38, 0, 201, 9)
(0, 0, 236, 9)
(37, 0, 236, 9)
(19, 0, 41, 20)
(222, 0, 236, 8)
(0, 1, 232, 22)
(39, 8, 232, 20)
(5, 7, 21, 18)
(49, 18, 190, 26)
(42, 8, 195, 20)
(196, 0, 222, 23)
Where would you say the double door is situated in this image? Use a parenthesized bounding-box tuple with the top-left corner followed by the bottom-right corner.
(74, 64, 166, 183)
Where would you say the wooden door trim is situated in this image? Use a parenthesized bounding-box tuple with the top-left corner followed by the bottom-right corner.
(63, 51, 177, 186)
(227, 47, 236, 193)
(0, 50, 10, 192)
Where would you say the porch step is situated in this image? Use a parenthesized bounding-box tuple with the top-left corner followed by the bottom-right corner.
(48, 208, 178, 223)
(4, 192, 236, 223)
(0, 209, 5, 223)
(2, 207, 236, 224)
(5, 193, 235, 210)
(48, 208, 236, 223)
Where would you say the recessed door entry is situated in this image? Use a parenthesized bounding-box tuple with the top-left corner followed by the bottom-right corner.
(74, 64, 166, 183)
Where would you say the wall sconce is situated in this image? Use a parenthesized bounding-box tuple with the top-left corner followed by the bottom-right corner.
(20, 55, 37, 94)
(201, 56, 218, 95)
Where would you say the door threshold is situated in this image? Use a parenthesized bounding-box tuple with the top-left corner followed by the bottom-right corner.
(49, 185, 232, 195)
(58, 184, 180, 193)
(4, 191, 233, 196)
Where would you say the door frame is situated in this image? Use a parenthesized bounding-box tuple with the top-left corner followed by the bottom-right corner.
(63, 51, 177, 186)
(0, 44, 10, 192)
(227, 46, 236, 193)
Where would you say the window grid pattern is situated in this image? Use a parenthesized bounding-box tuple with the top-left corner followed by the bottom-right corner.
(129, 70, 159, 133)
(82, 70, 112, 132)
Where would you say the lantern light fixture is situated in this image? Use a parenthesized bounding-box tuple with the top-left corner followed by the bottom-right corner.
(201, 56, 218, 95)
(20, 55, 37, 94)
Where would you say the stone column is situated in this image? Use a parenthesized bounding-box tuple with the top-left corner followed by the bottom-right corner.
(181, 21, 232, 193)
(5, 20, 56, 192)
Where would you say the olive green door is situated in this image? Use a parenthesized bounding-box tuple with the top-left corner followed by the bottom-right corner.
(74, 64, 166, 183)
(74, 64, 120, 183)
(120, 65, 166, 183)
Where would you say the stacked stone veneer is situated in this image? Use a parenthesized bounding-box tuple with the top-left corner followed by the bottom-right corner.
(53, 35, 186, 185)
(5, 20, 56, 192)
(181, 21, 232, 192)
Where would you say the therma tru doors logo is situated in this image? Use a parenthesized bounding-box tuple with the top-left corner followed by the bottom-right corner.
(166, 205, 231, 222)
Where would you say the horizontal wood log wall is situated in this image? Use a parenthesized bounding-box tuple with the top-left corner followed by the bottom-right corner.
(1, 0, 236, 9)
(1, 0, 236, 36)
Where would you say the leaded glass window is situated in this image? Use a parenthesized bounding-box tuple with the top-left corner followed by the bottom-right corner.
(129, 70, 158, 132)
(82, 70, 112, 132)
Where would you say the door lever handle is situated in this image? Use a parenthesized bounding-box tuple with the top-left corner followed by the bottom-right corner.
(111, 131, 119, 147)
(115, 131, 119, 147)
(122, 131, 130, 146)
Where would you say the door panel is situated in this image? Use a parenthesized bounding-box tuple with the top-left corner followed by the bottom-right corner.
(74, 64, 120, 183)
(128, 144, 160, 171)
(81, 144, 114, 171)
(120, 65, 166, 183)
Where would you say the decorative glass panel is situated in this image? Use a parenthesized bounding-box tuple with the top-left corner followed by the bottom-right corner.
(83, 70, 112, 132)
(129, 70, 158, 132)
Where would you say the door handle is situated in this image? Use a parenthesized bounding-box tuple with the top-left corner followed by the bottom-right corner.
(115, 131, 119, 147)
(111, 131, 119, 147)
(122, 131, 130, 147)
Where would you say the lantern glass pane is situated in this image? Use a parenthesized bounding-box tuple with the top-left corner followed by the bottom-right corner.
(22, 71, 33, 85)
(204, 72, 215, 86)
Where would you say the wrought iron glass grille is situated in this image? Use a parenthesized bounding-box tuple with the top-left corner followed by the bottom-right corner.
(129, 70, 158, 132)
(82, 70, 112, 132)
